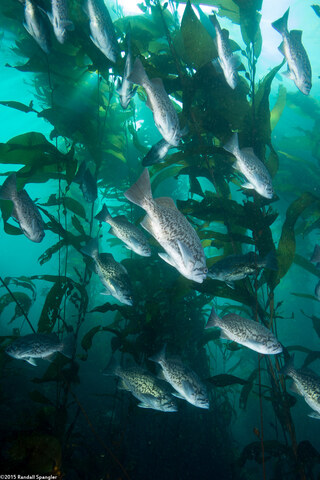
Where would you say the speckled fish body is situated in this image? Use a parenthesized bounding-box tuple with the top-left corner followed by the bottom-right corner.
(210, 14, 238, 89)
(6, 333, 73, 366)
(281, 358, 320, 418)
(24, 0, 51, 53)
(48, 0, 74, 43)
(95, 204, 151, 257)
(128, 58, 182, 146)
(0, 173, 45, 243)
(105, 362, 178, 412)
(116, 30, 137, 109)
(223, 133, 274, 199)
(149, 347, 209, 409)
(81, 238, 133, 306)
(272, 8, 312, 95)
(207, 307, 283, 355)
(85, 0, 119, 63)
(124, 169, 207, 283)
(208, 251, 277, 284)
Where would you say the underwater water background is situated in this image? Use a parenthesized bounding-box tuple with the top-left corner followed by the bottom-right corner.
(0, 0, 320, 478)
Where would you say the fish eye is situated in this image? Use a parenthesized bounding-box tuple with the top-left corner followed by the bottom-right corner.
(203, 267, 208, 274)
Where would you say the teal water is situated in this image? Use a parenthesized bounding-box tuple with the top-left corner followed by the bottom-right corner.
(0, 0, 320, 478)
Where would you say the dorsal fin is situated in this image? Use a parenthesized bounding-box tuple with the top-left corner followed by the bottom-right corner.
(155, 196, 177, 209)
(222, 28, 229, 39)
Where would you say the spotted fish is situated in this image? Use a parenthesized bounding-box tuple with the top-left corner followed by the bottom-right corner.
(210, 14, 239, 89)
(74, 161, 97, 203)
(116, 28, 138, 109)
(272, 8, 312, 95)
(104, 358, 178, 412)
(6, 333, 74, 366)
(206, 305, 283, 355)
(280, 357, 320, 419)
(149, 345, 209, 409)
(95, 204, 151, 257)
(84, 0, 120, 63)
(207, 251, 277, 287)
(46, 0, 74, 44)
(223, 132, 274, 199)
(81, 237, 133, 306)
(124, 168, 207, 283)
(128, 58, 182, 146)
(0, 173, 45, 243)
(23, 0, 51, 54)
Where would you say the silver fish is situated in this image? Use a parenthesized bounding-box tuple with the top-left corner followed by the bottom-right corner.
(207, 251, 277, 288)
(85, 0, 120, 63)
(47, 0, 74, 44)
(210, 14, 239, 89)
(149, 345, 209, 409)
(24, 0, 51, 54)
(116, 29, 138, 109)
(271, 8, 312, 95)
(311, 244, 320, 264)
(104, 358, 178, 412)
(206, 306, 283, 355)
(280, 357, 320, 418)
(0, 173, 45, 243)
(81, 237, 133, 306)
(74, 162, 97, 203)
(124, 168, 207, 283)
(6, 333, 74, 366)
(223, 133, 274, 199)
(128, 58, 182, 146)
(142, 138, 172, 167)
(95, 204, 151, 257)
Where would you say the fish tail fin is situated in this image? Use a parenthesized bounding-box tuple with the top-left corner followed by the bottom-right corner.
(61, 333, 75, 359)
(95, 204, 112, 224)
(81, 237, 99, 259)
(149, 344, 167, 364)
(223, 132, 239, 156)
(124, 168, 152, 208)
(271, 8, 289, 35)
(279, 355, 295, 376)
(311, 244, 320, 264)
(0, 173, 17, 201)
(263, 251, 278, 271)
(128, 58, 149, 87)
(206, 305, 221, 329)
(103, 356, 120, 376)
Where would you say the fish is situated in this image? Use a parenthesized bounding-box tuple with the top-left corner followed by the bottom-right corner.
(128, 58, 182, 146)
(0, 173, 45, 243)
(207, 251, 278, 288)
(142, 139, 172, 166)
(206, 305, 283, 355)
(81, 237, 133, 306)
(74, 162, 97, 203)
(84, 0, 120, 63)
(149, 345, 209, 409)
(95, 204, 151, 257)
(104, 358, 178, 412)
(45, 0, 74, 44)
(271, 8, 312, 95)
(205, 307, 283, 355)
(124, 168, 207, 283)
(280, 356, 320, 419)
(210, 14, 239, 89)
(116, 28, 138, 109)
(6, 333, 74, 366)
(223, 133, 274, 199)
(23, 0, 51, 54)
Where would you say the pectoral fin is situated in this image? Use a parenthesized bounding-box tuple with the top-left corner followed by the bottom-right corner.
(158, 252, 177, 268)
(25, 357, 37, 366)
